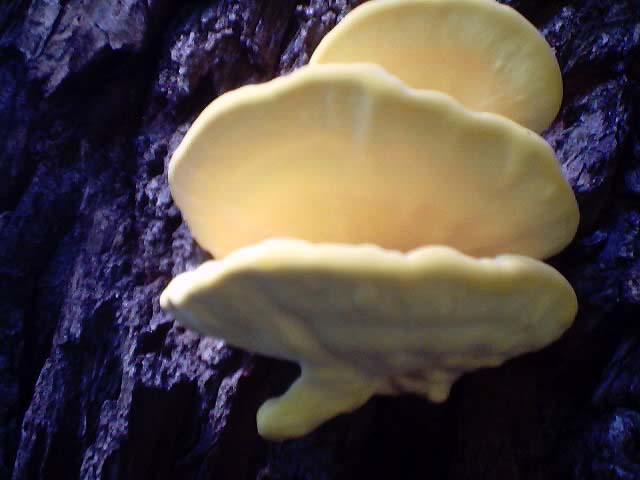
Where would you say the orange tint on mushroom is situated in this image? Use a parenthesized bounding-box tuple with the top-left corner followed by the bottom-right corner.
(310, 0, 563, 133)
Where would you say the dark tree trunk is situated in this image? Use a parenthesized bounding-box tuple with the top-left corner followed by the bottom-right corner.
(1, 0, 639, 479)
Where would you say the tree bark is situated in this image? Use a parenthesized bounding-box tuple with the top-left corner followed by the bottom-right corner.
(1, 0, 639, 479)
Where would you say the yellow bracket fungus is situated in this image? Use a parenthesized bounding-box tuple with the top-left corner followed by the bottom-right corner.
(168, 64, 577, 260)
(310, 0, 563, 133)
(161, 0, 579, 441)
(161, 239, 576, 439)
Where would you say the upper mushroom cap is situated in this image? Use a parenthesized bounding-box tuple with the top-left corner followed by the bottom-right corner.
(310, 0, 563, 133)
(160, 238, 577, 438)
(169, 63, 578, 259)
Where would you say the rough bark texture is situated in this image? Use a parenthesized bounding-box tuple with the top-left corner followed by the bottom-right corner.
(1, 0, 639, 479)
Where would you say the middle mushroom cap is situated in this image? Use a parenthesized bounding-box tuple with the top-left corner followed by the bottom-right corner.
(169, 63, 578, 260)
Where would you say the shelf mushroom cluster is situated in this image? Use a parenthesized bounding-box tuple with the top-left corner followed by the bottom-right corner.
(161, 0, 580, 440)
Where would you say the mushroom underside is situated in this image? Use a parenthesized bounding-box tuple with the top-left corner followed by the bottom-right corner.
(161, 239, 577, 439)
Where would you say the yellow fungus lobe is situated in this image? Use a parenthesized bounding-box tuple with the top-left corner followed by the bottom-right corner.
(310, 0, 563, 133)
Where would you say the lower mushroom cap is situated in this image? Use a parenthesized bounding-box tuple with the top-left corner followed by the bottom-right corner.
(169, 64, 578, 260)
(160, 238, 577, 439)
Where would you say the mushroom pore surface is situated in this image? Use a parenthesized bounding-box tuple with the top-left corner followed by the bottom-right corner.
(160, 239, 578, 439)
